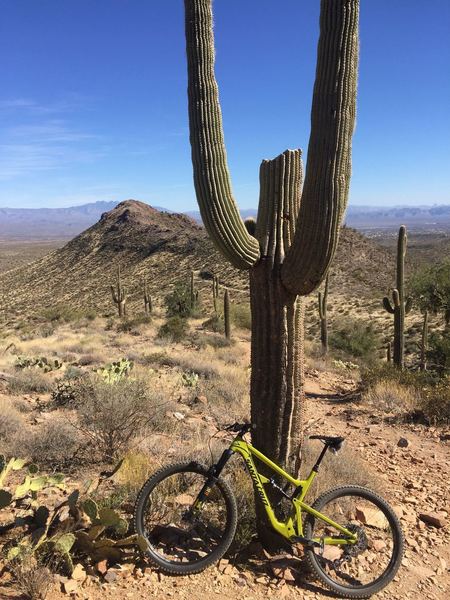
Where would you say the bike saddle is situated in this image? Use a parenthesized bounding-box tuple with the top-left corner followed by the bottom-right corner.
(309, 435, 345, 450)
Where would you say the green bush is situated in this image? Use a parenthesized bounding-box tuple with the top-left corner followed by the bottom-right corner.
(164, 281, 194, 318)
(410, 260, 450, 324)
(428, 331, 450, 374)
(231, 303, 251, 330)
(329, 317, 380, 361)
(40, 306, 96, 323)
(157, 316, 189, 342)
(116, 315, 152, 333)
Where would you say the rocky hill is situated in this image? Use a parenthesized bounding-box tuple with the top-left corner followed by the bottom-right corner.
(0, 200, 394, 320)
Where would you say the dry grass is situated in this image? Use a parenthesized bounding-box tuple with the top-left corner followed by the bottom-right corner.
(15, 417, 82, 469)
(0, 397, 24, 451)
(299, 439, 382, 500)
(8, 370, 53, 395)
(9, 555, 53, 600)
(363, 379, 419, 415)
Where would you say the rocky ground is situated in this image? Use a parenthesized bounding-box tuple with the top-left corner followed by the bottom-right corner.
(2, 368, 448, 600)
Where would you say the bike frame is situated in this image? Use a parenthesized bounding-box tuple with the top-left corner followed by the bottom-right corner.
(228, 437, 357, 547)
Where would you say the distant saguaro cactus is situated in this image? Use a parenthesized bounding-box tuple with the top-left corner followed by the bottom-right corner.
(318, 275, 329, 354)
(111, 265, 127, 318)
(224, 288, 231, 340)
(190, 270, 198, 309)
(383, 226, 412, 369)
(419, 310, 428, 371)
(143, 279, 152, 315)
(184, 0, 359, 545)
(212, 275, 219, 313)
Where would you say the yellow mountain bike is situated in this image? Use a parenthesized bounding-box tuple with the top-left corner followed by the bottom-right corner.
(134, 423, 403, 598)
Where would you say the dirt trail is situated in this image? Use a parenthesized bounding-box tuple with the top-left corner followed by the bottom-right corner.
(1, 370, 449, 600)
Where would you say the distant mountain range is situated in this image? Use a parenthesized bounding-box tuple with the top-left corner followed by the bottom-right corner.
(1, 200, 450, 239)
(0, 200, 393, 316)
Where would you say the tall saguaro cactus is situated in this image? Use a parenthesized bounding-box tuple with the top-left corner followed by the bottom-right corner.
(318, 275, 330, 354)
(184, 0, 358, 490)
(383, 226, 412, 369)
(111, 265, 127, 318)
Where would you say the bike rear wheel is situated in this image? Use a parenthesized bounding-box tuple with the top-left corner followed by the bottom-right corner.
(134, 461, 237, 575)
(303, 485, 403, 598)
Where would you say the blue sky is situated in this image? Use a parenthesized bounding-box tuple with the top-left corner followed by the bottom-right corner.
(0, 0, 449, 210)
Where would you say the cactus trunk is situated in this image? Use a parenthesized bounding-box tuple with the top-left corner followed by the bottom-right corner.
(224, 288, 231, 340)
(382, 226, 412, 369)
(318, 275, 329, 354)
(111, 265, 127, 318)
(184, 0, 359, 550)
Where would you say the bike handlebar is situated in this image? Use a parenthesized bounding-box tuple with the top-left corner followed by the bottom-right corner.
(224, 422, 255, 434)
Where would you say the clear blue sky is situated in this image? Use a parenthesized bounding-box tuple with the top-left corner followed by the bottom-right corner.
(0, 0, 449, 210)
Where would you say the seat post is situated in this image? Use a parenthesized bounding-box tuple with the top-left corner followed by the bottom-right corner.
(312, 444, 329, 472)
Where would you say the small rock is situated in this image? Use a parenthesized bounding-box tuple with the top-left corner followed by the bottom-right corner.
(173, 411, 185, 420)
(419, 512, 446, 528)
(63, 580, 79, 594)
(96, 560, 108, 576)
(397, 437, 410, 448)
(355, 505, 388, 529)
(71, 563, 86, 582)
(104, 570, 118, 584)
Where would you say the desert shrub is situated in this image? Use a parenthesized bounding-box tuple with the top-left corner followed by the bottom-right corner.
(40, 305, 95, 323)
(189, 332, 231, 349)
(226, 464, 256, 552)
(329, 317, 380, 361)
(410, 260, 450, 323)
(0, 399, 23, 448)
(164, 281, 194, 318)
(116, 315, 152, 333)
(362, 379, 418, 415)
(202, 313, 224, 333)
(74, 377, 166, 461)
(419, 377, 450, 424)
(428, 330, 450, 374)
(51, 379, 80, 407)
(231, 303, 251, 330)
(361, 365, 450, 424)
(167, 353, 220, 379)
(300, 439, 381, 499)
(8, 370, 53, 395)
(17, 418, 82, 469)
(9, 555, 53, 600)
(157, 316, 189, 342)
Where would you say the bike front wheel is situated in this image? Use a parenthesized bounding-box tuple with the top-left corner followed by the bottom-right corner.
(303, 485, 404, 598)
(134, 461, 237, 575)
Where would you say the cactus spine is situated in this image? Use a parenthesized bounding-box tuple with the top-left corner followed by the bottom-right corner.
(382, 226, 412, 369)
(143, 279, 152, 314)
(224, 288, 231, 340)
(318, 275, 329, 354)
(111, 265, 127, 318)
(420, 310, 428, 371)
(184, 0, 358, 544)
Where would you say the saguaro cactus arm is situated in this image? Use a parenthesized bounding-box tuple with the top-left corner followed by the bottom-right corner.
(282, 0, 359, 295)
(383, 296, 395, 314)
(184, 0, 260, 270)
